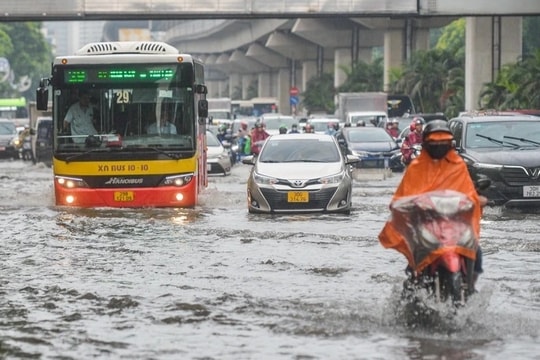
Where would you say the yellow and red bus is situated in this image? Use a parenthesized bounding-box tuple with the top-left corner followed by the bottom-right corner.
(36, 41, 209, 207)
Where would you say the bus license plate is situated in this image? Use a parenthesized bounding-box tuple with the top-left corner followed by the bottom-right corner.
(114, 191, 134, 202)
(523, 185, 540, 198)
(287, 191, 309, 203)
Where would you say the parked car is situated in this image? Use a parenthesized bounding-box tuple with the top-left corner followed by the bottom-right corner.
(242, 133, 359, 214)
(336, 126, 403, 171)
(33, 117, 53, 167)
(448, 113, 540, 207)
(206, 129, 232, 176)
(0, 118, 19, 159)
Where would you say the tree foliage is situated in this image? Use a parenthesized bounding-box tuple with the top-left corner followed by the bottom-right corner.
(301, 73, 335, 114)
(479, 49, 540, 109)
(0, 22, 52, 99)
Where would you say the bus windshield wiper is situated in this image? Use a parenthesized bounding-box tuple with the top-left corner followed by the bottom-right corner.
(146, 146, 182, 160)
(503, 135, 540, 147)
(65, 148, 110, 163)
(476, 133, 519, 147)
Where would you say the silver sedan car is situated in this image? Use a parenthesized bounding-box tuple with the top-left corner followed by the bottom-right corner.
(242, 133, 359, 214)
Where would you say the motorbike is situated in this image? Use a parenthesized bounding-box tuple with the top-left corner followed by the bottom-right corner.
(400, 143, 422, 167)
(20, 135, 35, 162)
(389, 189, 480, 307)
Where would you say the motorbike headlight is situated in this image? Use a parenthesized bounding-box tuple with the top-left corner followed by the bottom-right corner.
(320, 172, 344, 184)
(253, 172, 278, 185)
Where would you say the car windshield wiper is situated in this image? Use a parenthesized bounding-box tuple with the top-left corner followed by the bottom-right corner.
(503, 135, 540, 147)
(475, 133, 519, 147)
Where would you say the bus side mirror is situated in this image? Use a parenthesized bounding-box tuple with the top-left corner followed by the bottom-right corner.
(36, 87, 48, 111)
(196, 84, 208, 94)
(36, 78, 49, 111)
(198, 99, 208, 118)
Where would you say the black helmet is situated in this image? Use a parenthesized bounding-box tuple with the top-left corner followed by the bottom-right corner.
(422, 120, 452, 141)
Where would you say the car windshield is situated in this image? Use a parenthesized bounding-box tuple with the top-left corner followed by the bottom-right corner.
(259, 138, 341, 163)
(206, 131, 221, 147)
(0, 121, 17, 135)
(465, 120, 540, 148)
(262, 116, 296, 130)
(347, 129, 392, 142)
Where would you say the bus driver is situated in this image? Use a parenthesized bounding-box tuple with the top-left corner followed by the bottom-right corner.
(63, 90, 98, 143)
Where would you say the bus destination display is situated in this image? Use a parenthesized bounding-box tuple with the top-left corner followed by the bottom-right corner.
(64, 67, 175, 84)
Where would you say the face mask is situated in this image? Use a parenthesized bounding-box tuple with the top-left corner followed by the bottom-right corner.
(424, 143, 452, 160)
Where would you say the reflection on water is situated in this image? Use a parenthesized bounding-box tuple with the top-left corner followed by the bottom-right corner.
(0, 161, 539, 359)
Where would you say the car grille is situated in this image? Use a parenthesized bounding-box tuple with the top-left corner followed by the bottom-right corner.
(501, 166, 540, 185)
(260, 188, 337, 211)
(208, 163, 225, 174)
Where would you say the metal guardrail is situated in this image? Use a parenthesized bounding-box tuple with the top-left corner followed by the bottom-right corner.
(1, 0, 538, 20)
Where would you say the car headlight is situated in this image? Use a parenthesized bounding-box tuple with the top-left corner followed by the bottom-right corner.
(160, 173, 194, 187)
(351, 150, 369, 158)
(253, 172, 278, 185)
(320, 172, 345, 184)
(55, 176, 89, 189)
(472, 162, 503, 170)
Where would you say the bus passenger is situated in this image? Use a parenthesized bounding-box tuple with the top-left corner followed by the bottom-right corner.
(146, 107, 177, 135)
(63, 89, 98, 143)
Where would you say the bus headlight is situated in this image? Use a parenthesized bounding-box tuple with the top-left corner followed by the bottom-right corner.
(160, 173, 194, 187)
(55, 176, 89, 189)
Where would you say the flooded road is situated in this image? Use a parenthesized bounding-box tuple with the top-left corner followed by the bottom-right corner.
(1, 160, 539, 359)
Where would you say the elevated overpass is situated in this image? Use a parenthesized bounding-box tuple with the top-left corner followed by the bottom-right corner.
(6, 0, 540, 114)
(2, 0, 539, 20)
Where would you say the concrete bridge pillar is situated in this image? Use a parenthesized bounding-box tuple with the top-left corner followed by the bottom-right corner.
(465, 16, 522, 110)
(301, 60, 317, 95)
(258, 72, 272, 98)
(334, 48, 352, 88)
(241, 74, 256, 100)
(277, 68, 291, 115)
(228, 73, 242, 99)
(383, 29, 404, 92)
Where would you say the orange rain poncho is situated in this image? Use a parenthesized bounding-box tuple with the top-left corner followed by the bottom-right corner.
(378, 148, 482, 271)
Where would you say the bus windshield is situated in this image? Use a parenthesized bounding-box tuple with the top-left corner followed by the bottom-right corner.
(54, 67, 196, 152)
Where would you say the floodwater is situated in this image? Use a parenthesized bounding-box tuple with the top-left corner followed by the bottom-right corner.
(0, 160, 539, 359)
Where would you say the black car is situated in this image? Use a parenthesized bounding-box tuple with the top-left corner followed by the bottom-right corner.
(448, 113, 540, 207)
(336, 126, 403, 171)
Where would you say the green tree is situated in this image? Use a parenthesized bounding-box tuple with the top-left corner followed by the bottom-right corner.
(338, 57, 383, 92)
(0, 22, 52, 100)
(479, 49, 540, 109)
(301, 73, 335, 114)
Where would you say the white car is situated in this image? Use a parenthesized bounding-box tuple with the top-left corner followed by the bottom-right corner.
(346, 111, 388, 127)
(242, 133, 360, 214)
(206, 130, 232, 176)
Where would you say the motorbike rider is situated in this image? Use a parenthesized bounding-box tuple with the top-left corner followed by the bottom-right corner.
(379, 120, 487, 289)
(289, 123, 300, 133)
(400, 117, 424, 165)
(386, 118, 400, 138)
(279, 124, 288, 134)
(250, 120, 270, 155)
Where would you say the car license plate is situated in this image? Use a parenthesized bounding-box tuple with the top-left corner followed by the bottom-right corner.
(287, 191, 309, 203)
(523, 185, 540, 198)
(114, 191, 134, 202)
